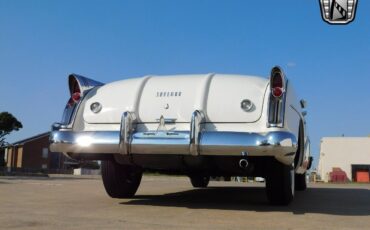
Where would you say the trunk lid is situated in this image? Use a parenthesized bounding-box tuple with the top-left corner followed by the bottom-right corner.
(82, 74, 268, 124)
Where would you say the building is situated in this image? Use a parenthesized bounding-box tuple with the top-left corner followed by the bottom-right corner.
(318, 137, 370, 183)
(4, 132, 71, 174)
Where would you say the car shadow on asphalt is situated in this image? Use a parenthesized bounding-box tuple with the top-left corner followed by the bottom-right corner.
(120, 186, 370, 216)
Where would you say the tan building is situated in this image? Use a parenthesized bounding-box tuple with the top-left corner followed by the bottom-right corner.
(318, 137, 370, 182)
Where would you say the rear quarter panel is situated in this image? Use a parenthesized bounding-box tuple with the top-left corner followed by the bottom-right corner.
(284, 83, 301, 138)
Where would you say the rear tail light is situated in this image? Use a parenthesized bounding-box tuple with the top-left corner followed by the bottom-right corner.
(268, 66, 287, 127)
(272, 87, 283, 98)
(61, 74, 104, 126)
(270, 68, 285, 98)
(71, 92, 81, 102)
(67, 78, 82, 107)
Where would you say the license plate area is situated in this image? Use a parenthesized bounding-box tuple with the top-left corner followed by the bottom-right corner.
(133, 131, 190, 140)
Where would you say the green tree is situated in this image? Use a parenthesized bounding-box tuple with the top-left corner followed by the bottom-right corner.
(0, 112, 23, 148)
(0, 112, 22, 167)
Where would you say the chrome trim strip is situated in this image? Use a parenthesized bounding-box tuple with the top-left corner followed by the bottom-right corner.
(155, 118, 177, 123)
(60, 99, 83, 128)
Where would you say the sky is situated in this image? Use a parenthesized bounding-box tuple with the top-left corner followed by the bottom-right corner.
(0, 0, 369, 168)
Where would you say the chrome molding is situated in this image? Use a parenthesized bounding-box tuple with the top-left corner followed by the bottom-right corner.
(68, 74, 104, 96)
(155, 118, 177, 123)
(60, 98, 83, 128)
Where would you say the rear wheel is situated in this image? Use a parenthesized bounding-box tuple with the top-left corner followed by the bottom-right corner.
(189, 175, 210, 188)
(101, 160, 142, 198)
(295, 173, 307, 191)
(266, 159, 294, 205)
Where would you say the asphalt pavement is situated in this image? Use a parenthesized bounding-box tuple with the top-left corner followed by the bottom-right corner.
(0, 175, 369, 230)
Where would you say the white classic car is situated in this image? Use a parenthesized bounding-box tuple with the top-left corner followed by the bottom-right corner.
(50, 66, 312, 205)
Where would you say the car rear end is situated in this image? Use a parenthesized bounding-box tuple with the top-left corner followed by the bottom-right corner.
(51, 70, 299, 168)
(50, 67, 303, 205)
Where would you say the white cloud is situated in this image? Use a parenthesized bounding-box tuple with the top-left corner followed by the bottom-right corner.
(287, 62, 296, 67)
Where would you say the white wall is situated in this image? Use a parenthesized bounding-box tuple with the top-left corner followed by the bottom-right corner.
(318, 137, 370, 182)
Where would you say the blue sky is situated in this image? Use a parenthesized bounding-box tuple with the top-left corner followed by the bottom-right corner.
(1, 0, 369, 167)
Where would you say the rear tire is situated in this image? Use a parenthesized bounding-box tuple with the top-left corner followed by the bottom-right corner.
(295, 173, 307, 191)
(190, 175, 210, 188)
(266, 160, 294, 205)
(101, 160, 142, 198)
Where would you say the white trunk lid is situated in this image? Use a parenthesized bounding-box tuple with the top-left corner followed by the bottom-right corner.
(83, 74, 268, 124)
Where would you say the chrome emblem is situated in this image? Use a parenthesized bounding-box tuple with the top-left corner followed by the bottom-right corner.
(319, 0, 358, 24)
(157, 115, 167, 131)
(156, 116, 177, 131)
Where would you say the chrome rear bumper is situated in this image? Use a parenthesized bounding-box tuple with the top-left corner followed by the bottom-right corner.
(50, 130, 298, 164)
(50, 111, 298, 165)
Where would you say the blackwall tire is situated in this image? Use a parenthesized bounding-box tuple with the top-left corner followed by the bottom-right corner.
(190, 175, 210, 188)
(266, 160, 294, 205)
(295, 173, 307, 191)
(101, 160, 142, 198)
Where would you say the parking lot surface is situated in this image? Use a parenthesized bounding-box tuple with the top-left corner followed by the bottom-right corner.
(0, 175, 369, 230)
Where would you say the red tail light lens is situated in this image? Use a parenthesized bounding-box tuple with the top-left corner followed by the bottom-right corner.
(67, 78, 81, 107)
(71, 92, 81, 102)
(272, 86, 283, 98)
(68, 92, 81, 107)
(271, 72, 284, 98)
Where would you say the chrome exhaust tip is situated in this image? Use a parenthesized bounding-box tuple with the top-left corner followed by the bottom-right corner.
(239, 159, 249, 169)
